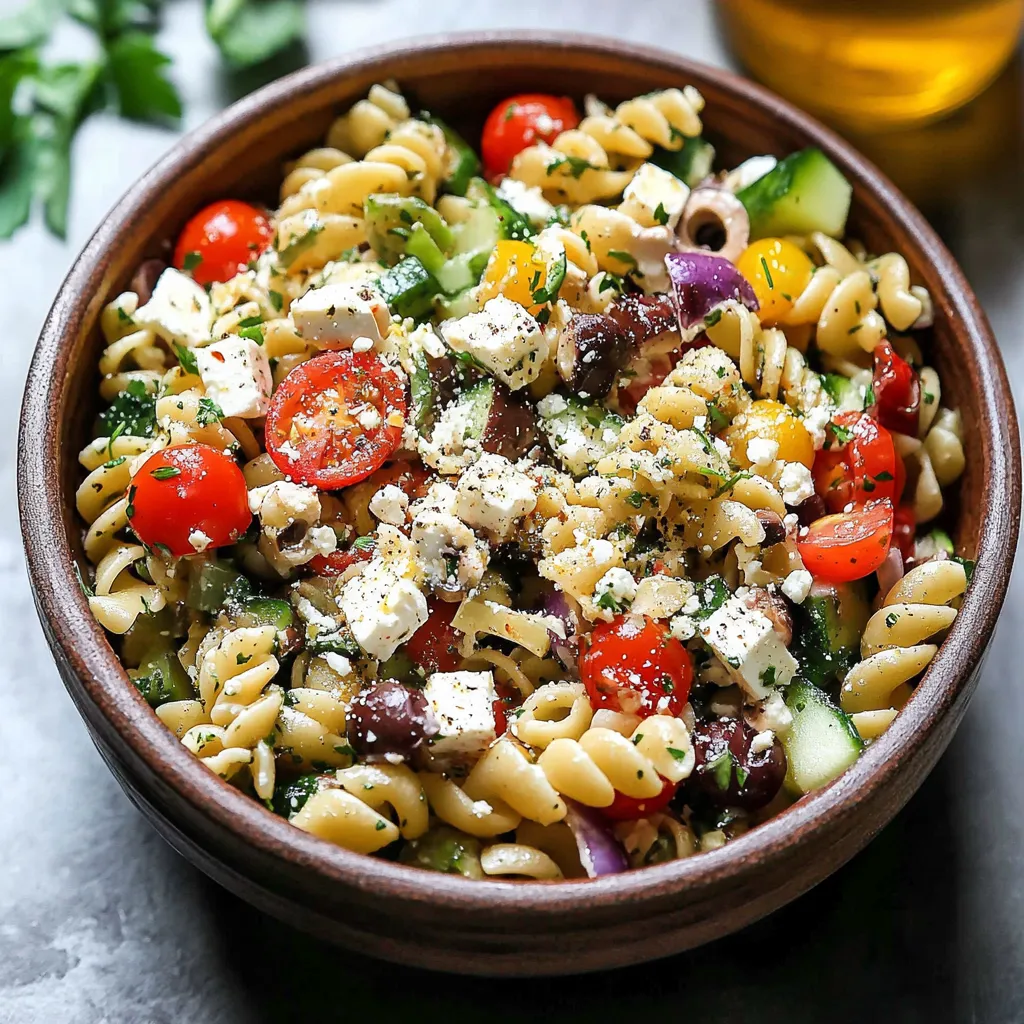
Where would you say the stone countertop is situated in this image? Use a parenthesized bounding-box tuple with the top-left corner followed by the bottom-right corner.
(2, 4, 1021, 1021)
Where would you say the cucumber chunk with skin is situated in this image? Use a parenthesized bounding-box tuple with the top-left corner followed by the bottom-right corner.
(466, 177, 533, 241)
(791, 581, 870, 688)
(423, 115, 482, 197)
(738, 148, 852, 239)
(364, 194, 454, 266)
(375, 256, 439, 321)
(782, 679, 864, 795)
(186, 561, 250, 613)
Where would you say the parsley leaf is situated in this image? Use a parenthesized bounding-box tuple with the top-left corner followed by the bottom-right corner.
(106, 32, 182, 124)
(204, 0, 305, 69)
(98, 379, 156, 437)
(196, 396, 224, 426)
(173, 342, 199, 375)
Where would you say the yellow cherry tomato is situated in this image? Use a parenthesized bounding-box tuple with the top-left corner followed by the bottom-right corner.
(479, 239, 549, 314)
(735, 238, 814, 325)
(724, 399, 815, 469)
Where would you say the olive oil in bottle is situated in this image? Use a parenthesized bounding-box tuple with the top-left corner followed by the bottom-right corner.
(718, 0, 1024, 129)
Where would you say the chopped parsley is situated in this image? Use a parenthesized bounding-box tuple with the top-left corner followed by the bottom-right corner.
(150, 466, 180, 480)
(98, 379, 157, 438)
(173, 342, 199, 375)
(196, 397, 225, 426)
(652, 202, 669, 226)
(182, 251, 202, 272)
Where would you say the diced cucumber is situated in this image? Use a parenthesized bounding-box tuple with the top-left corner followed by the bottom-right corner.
(375, 256, 439, 321)
(405, 223, 448, 276)
(738, 148, 852, 240)
(129, 650, 193, 707)
(233, 596, 294, 632)
(650, 136, 716, 187)
(399, 826, 484, 878)
(435, 249, 491, 296)
(364, 194, 454, 266)
(451, 378, 496, 442)
(450, 204, 502, 256)
(782, 679, 863, 795)
(820, 372, 867, 412)
(186, 561, 250, 614)
(466, 177, 533, 241)
(791, 581, 870, 688)
(409, 347, 435, 430)
(434, 286, 482, 320)
(121, 607, 178, 667)
(537, 394, 623, 476)
(424, 115, 482, 197)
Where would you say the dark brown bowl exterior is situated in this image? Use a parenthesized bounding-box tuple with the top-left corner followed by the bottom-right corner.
(18, 34, 1021, 976)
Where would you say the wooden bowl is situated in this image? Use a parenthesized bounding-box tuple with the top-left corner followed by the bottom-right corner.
(18, 33, 1021, 976)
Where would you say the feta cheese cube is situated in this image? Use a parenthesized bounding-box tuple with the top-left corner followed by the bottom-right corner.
(133, 268, 211, 348)
(423, 670, 497, 764)
(368, 484, 409, 527)
(619, 162, 690, 230)
(593, 567, 637, 619)
(290, 282, 391, 349)
(338, 557, 428, 661)
(439, 296, 549, 391)
(700, 595, 798, 699)
(781, 569, 813, 605)
(746, 437, 779, 467)
(195, 337, 273, 419)
(779, 461, 815, 506)
(453, 452, 537, 542)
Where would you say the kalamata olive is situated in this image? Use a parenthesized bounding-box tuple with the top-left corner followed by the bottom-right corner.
(794, 493, 826, 525)
(744, 587, 793, 646)
(676, 187, 750, 265)
(347, 680, 438, 761)
(689, 717, 787, 811)
(557, 313, 631, 399)
(480, 382, 543, 459)
(606, 293, 677, 348)
(130, 259, 167, 307)
(756, 508, 787, 547)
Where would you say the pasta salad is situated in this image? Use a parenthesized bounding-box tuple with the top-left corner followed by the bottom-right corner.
(79, 82, 971, 880)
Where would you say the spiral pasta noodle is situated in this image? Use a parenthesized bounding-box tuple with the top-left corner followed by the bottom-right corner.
(841, 561, 967, 738)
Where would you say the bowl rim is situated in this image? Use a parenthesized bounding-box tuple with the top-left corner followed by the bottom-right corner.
(19, 30, 1021, 914)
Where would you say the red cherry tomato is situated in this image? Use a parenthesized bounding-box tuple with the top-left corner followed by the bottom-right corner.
(797, 499, 895, 583)
(872, 341, 921, 436)
(580, 615, 692, 718)
(813, 411, 901, 513)
(173, 200, 272, 286)
(128, 444, 251, 557)
(892, 504, 917, 564)
(265, 351, 406, 490)
(481, 93, 580, 178)
(402, 599, 463, 675)
(308, 539, 374, 577)
(600, 777, 678, 821)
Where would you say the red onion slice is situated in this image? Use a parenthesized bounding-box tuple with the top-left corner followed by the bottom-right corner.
(565, 801, 629, 877)
(665, 251, 760, 343)
(877, 545, 905, 596)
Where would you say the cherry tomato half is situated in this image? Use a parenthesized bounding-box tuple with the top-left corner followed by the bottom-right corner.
(402, 599, 463, 676)
(872, 340, 921, 437)
(580, 615, 692, 718)
(265, 350, 407, 490)
(813, 411, 901, 513)
(797, 499, 895, 583)
(173, 200, 272, 286)
(128, 444, 251, 557)
(599, 777, 678, 822)
(481, 93, 580, 178)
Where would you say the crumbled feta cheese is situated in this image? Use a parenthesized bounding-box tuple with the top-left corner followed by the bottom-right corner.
(411, 511, 486, 591)
(670, 614, 698, 641)
(357, 407, 382, 431)
(195, 337, 273, 419)
(783, 512, 799, 531)
(423, 670, 497, 764)
(308, 525, 338, 557)
(619, 162, 690, 230)
(593, 567, 637, 618)
(497, 177, 556, 227)
(454, 452, 537, 542)
(188, 529, 212, 552)
(746, 437, 779, 467)
(803, 405, 832, 451)
(133, 268, 211, 348)
(779, 461, 815, 506)
(781, 569, 813, 605)
(248, 481, 321, 530)
(439, 296, 550, 391)
(630, 225, 675, 292)
(700, 595, 798, 699)
(723, 154, 777, 193)
(748, 690, 794, 736)
(352, 336, 374, 352)
(749, 730, 776, 755)
(409, 481, 457, 519)
(290, 282, 390, 348)
(338, 556, 428, 660)
(368, 484, 409, 526)
(323, 652, 353, 678)
(537, 393, 568, 418)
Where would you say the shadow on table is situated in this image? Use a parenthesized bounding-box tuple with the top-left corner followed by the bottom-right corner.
(187, 755, 960, 1024)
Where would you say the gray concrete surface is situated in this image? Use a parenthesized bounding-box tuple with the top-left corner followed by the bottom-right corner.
(2, 3, 1022, 1021)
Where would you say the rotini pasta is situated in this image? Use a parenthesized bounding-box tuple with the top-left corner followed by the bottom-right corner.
(79, 80, 969, 882)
